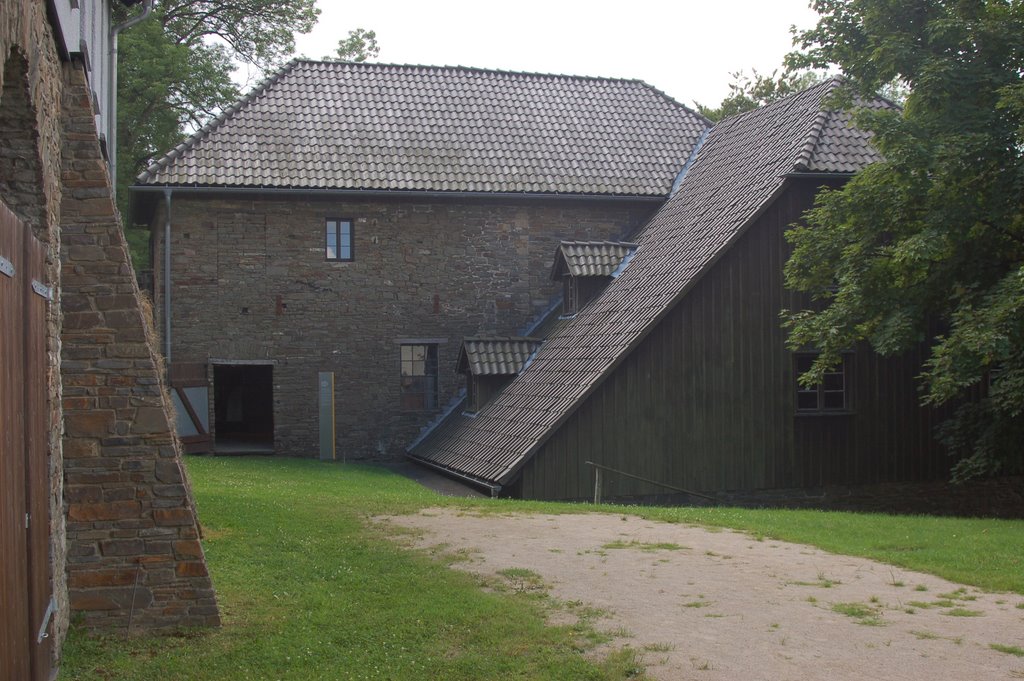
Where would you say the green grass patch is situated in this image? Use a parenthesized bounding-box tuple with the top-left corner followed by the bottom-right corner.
(990, 643, 1024, 657)
(601, 539, 686, 552)
(623, 505, 1024, 594)
(60, 458, 638, 680)
(831, 602, 885, 626)
(59, 456, 1024, 679)
(943, 607, 984, 617)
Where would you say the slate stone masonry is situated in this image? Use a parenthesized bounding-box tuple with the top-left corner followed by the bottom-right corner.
(59, 65, 219, 632)
(152, 194, 656, 459)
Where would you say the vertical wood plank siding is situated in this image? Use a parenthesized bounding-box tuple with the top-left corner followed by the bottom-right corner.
(1, 203, 52, 679)
(519, 181, 950, 500)
(1, 201, 32, 681)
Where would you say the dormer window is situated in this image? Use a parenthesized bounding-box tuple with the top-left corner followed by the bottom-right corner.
(550, 241, 637, 316)
(457, 337, 541, 413)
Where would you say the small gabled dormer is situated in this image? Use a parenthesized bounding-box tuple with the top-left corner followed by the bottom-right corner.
(457, 337, 542, 414)
(551, 241, 638, 316)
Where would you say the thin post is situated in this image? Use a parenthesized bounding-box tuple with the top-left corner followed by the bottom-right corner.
(593, 467, 602, 505)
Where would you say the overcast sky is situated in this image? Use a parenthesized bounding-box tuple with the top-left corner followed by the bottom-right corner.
(287, 0, 822, 110)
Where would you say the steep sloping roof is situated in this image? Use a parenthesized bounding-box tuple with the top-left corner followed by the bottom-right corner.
(408, 78, 885, 486)
(457, 338, 542, 376)
(551, 241, 638, 279)
(137, 61, 710, 196)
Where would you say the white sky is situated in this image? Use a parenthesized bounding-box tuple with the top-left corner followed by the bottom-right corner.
(287, 0, 822, 109)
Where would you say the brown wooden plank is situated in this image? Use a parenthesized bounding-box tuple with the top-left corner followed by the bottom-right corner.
(23, 222, 53, 679)
(0, 201, 32, 681)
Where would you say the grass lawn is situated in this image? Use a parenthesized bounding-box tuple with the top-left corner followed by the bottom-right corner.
(60, 457, 1024, 680)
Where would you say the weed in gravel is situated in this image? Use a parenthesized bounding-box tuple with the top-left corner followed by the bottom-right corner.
(497, 567, 547, 595)
(944, 608, 983, 617)
(990, 644, 1024, 657)
(832, 602, 885, 626)
(911, 630, 940, 640)
(602, 540, 687, 552)
(644, 642, 675, 652)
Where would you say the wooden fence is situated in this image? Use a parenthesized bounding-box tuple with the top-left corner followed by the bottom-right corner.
(0, 200, 54, 680)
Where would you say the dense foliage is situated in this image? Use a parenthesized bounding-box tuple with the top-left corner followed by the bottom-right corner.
(325, 28, 381, 62)
(783, 0, 1024, 478)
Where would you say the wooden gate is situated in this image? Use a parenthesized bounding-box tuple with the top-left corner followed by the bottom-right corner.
(0, 200, 54, 680)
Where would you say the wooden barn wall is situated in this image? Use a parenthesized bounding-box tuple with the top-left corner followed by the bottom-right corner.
(518, 180, 950, 501)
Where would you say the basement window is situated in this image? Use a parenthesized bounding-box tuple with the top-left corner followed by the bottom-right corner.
(325, 218, 353, 261)
(400, 344, 438, 411)
(795, 354, 849, 412)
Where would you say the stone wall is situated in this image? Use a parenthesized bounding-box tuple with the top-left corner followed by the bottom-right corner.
(60, 64, 220, 632)
(1, 0, 72, 650)
(151, 194, 658, 458)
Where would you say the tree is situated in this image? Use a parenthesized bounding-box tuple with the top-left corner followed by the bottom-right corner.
(325, 28, 380, 62)
(696, 68, 823, 122)
(115, 0, 320, 219)
(783, 0, 1024, 479)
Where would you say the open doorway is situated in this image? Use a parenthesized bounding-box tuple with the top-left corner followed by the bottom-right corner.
(213, 363, 274, 453)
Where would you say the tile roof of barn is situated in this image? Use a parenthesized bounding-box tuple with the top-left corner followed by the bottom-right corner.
(551, 241, 639, 279)
(136, 61, 711, 197)
(457, 338, 543, 376)
(407, 78, 887, 487)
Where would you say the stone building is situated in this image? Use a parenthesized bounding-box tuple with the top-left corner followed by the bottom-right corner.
(131, 61, 711, 459)
(1, 1, 217, 676)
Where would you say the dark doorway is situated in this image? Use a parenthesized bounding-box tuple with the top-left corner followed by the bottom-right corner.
(213, 364, 274, 453)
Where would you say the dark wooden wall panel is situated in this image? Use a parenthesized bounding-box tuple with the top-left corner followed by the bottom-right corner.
(520, 180, 951, 501)
(0, 201, 52, 679)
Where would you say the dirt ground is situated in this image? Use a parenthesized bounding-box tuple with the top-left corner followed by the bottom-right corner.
(381, 509, 1024, 681)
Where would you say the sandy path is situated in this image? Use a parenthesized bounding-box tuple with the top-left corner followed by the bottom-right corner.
(381, 509, 1024, 681)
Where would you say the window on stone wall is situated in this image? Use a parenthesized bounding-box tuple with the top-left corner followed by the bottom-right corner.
(795, 354, 849, 412)
(401, 344, 438, 411)
(325, 218, 353, 261)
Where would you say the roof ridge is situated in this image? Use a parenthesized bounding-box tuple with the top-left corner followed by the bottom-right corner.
(559, 240, 639, 247)
(788, 77, 843, 172)
(294, 58, 692, 91)
(136, 59, 302, 183)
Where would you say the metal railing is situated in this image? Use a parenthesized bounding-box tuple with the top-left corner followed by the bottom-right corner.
(584, 461, 717, 505)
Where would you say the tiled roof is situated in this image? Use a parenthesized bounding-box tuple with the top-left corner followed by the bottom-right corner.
(457, 338, 542, 376)
(794, 97, 890, 173)
(408, 78, 885, 486)
(137, 61, 710, 196)
(551, 241, 638, 279)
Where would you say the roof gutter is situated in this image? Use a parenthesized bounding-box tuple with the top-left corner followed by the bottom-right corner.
(128, 184, 668, 204)
(404, 454, 502, 498)
(108, 0, 154, 199)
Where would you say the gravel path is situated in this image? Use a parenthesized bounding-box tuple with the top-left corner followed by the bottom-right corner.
(382, 509, 1024, 681)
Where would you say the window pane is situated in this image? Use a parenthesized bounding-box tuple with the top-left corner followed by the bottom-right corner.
(339, 221, 352, 260)
(797, 390, 819, 410)
(823, 371, 844, 391)
(325, 221, 337, 259)
(823, 391, 845, 409)
(400, 344, 438, 410)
